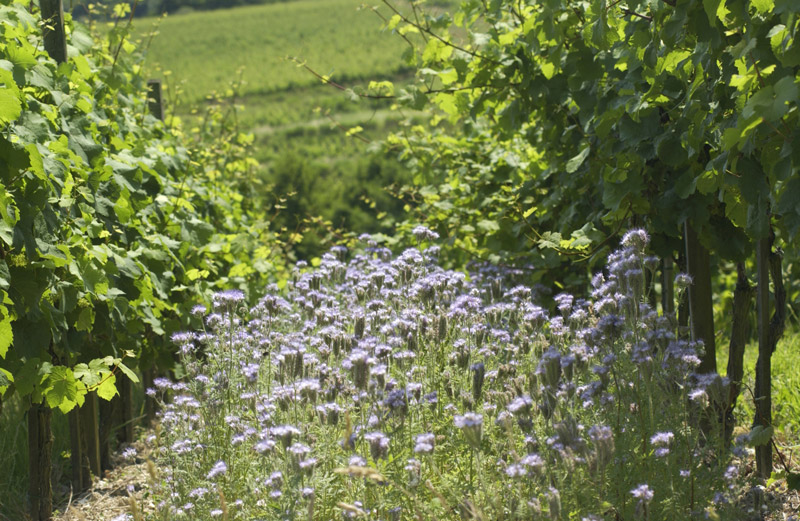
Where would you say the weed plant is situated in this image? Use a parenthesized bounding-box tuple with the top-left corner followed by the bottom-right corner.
(147, 230, 752, 520)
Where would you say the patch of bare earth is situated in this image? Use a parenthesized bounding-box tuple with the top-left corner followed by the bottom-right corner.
(54, 436, 157, 521)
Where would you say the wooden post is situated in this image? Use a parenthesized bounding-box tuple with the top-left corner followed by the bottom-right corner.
(725, 263, 753, 445)
(754, 237, 772, 478)
(661, 257, 675, 316)
(28, 400, 53, 521)
(147, 80, 165, 121)
(684, 222, 717, 373)
(99, 397, 114, 471)
(143, 366, 157, 426)
(68, 408, 88, 493)
(119, 375, 134, 444)
(80, 393, 101, 479)
(39, 0, 67, 64)
(676, 249, 689, 330)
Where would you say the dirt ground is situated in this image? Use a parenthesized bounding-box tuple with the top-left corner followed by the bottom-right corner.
(54, 435, 157, 521)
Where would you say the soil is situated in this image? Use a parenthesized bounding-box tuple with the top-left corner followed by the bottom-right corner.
(54, 435, 157, 521)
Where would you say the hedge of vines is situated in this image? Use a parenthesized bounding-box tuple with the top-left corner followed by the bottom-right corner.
(382, 0, 799, 288)
(0, 0, 287, 413)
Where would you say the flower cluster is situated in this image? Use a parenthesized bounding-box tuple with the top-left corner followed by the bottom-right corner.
(147, 231, 748, 520)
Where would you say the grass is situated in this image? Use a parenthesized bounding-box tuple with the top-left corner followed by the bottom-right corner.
(124, 0, 425, 254)
(132, 0, 411, 126)
(717, 327, 800, 446)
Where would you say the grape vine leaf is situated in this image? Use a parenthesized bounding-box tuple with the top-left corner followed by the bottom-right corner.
(747, 424, 774, 447)
(0, 368, 11, 388)
(0, 314, 11, 358)
(787, 472, 800, 492)
(117, 361, 140, 383)
(566, 146, 590, 174)
(44, 366, 79, 411)
(0, 89, 21, 125)
(96, 372, 118, 401)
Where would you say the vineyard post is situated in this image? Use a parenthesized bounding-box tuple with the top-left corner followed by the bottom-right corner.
(39, 0, 67, 64)
(36, 2, 65, 515)
(119, 376, 134, 444)
(99, 398, 114, 470)
(147, 80, 165, 121)
(28, 399, 53, 521)
(661, 257, 674, 316)
(143, 367, 156, 426)
(68, 409, 89, 493)
(80, 393, 101, 478)
(754, 236, 772, 478)
(726, 263, 753, 447)
(683, 222, 717, 373)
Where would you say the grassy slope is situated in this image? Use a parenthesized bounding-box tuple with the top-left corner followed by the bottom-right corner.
(131, 0, 420, 254)
(133, 0, 410, 127)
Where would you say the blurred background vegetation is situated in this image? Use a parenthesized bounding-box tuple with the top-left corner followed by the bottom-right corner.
(113, 0, 429, 257)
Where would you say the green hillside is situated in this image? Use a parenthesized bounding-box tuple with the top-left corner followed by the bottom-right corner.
(134, 0, 410, 126)
(130, 0, 420, 255)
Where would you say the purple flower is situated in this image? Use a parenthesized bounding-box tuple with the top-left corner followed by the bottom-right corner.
(206, 460, 227, 480)
(454, 412, 483, 448)
(412, 225, 439, 241)
(674, 273, 693, 290)
(121, 447, 137, 461)
(454, 412, 483, 429)
(630, 484, 654, 502)
(212, 289, 246, 307)
(505, 463, 527, 478)
(621, 229, 649, 252)
(414, 433, 435, 454)
(650, 431, 674, 446)
(365, 432, 390, 460)
(508, 394, 533, 416)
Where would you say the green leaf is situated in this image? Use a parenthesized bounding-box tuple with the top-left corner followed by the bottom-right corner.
(0, 89, 22, 125)
(76, 307, 94, 331)
(74, 358, 110, 388)
(113, 193, 133, 223)
(72, 55, 93, 78)
(44, 366, 79, 409)
(477, 220, 500, 233)
(116, 361, 140, 384)
(566, 146, 590, 173)
(751, 0, 774, 14)
(703, 0, 722, 25)
(538, 231, 563, 250)
(777, 177, 800, 215)
(746, 197, 770, 239)
(747, 424, 774, 447)
(96, 373, 118, 401)
(787, 472, 800, 491)
(674, 171, 698, 199)
(0, 314, 12, 358)
(0, 368, 11, 388)
(6, 42, 37, 69)
(14, 358, 43, 397)
(657, 137, 687, 167)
